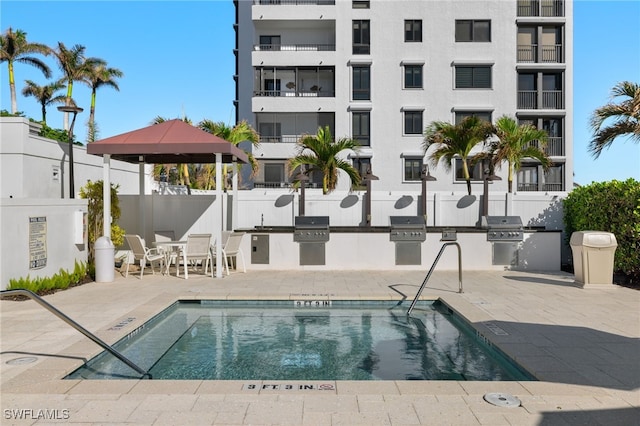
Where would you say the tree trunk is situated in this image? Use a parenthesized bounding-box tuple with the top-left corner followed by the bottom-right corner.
(9, 62, 18, 113)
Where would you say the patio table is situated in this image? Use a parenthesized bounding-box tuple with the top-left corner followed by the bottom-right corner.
(153, 241, 188, 278)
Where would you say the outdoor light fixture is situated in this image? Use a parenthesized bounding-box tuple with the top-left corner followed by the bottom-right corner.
(295, 167, 310, 216)
(362, 168, 379, 227)
(482, 168, 501, 218)
(420, 165, 437, 220)
(57, 105, 84, 199)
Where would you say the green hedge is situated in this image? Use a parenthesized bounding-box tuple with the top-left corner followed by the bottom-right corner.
(563, 179, 640, 281)
(6, 261, 89, 295)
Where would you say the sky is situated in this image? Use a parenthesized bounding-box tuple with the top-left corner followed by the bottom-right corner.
(1, 0, 639, 186)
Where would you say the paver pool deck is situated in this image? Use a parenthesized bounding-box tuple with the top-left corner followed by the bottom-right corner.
(1, 269, 638, 425)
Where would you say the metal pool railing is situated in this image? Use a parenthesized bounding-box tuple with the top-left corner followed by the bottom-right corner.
(0, 289, 151, 379)
(407, 242, 463, 316)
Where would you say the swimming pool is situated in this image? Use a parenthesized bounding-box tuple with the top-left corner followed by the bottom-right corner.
(66, 300, 534, 381)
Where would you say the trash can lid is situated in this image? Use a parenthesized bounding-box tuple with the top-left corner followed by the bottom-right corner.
(94, 236, 114, 249)
(569, 231, 617, 247)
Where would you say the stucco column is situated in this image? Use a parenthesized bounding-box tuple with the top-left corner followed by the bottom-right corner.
(232, 159, 238, 231)
(103, 154, 111, 237)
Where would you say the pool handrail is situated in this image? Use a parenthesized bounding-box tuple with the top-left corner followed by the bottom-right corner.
(407, 242, 463, 316)
(0, 289, 151, 379)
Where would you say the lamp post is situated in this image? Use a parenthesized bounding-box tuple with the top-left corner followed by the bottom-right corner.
(420, 165, 437, 221)
(482, 168, 501, 218)
(362, 167, 379, 227)
(57, 105, 83, 198)
(295, 167, 310, 216)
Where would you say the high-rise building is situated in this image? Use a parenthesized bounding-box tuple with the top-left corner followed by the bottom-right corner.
(234, 0, 572, 194)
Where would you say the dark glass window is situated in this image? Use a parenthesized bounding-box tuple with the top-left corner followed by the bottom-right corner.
(352, 111, 370, 146)
(455, 66, 492, 88)
(404, 111, 423, 134)
(405, 20, 422, 42)
(455, 20, 491, 42)
(352, 66, 370, 100)
(353, 20, 370, 54)
(404, 158, 423, 181)
(352, 0, 370, 8)
(454, 111, 492, 124)
(454, 159, 485, 181)
(404, 65, 423, 89)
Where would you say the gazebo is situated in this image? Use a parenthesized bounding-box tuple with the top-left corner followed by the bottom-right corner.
(87, 119, 249, 279)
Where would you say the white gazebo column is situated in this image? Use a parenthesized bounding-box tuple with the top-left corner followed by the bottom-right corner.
(232, 158, 238, 231)
(139, 159, 146, 241)
(214, 156, 223, 278)
(103, 154, 112, 237)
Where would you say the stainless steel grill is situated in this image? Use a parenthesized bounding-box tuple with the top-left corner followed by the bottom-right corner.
(390, 216, 426, 265)
(389, 216, 427, 242)
(293, 216, 330, 243)
(482, 216, 524, 242)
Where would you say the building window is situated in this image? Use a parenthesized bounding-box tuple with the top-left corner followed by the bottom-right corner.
(352, 157, 371, 186)
(353, 20, 370, 54)
(259, 122, 282, 143)
(404, 65, 423, 89)
(455, 20, 491, 42)
(454, 158, 485, 182)
(455, 65, 492, 89)
(544, 164, 564, 191)
(517, 164, 539, 191)
(352, 66, 370, 100)
(404, 20, 422, 42)
(404, 111, 423, 135)
(264, 163, 285, 187)
(352, 0, 369, 8)
(454, 111, 492, 124)
(259, 35, 281, 51)
(404, 158, 423, 181)
(352, 111, 370, 146)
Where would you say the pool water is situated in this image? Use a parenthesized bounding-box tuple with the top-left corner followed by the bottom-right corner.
(66, 301, 534, 381)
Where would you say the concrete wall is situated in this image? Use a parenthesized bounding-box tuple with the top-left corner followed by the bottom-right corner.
(0, 117, 151, 199)
(0, 198, 88, 289)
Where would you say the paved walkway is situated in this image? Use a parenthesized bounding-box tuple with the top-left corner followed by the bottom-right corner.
(1, 269, 638, 425)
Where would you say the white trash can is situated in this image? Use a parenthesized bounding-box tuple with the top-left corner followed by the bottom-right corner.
(570, 231, 617, 286)
(95, 236, 115, 283)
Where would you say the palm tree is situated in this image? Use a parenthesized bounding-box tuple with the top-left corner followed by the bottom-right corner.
(21, 79, 66, 124)
(488, 115, 552, 193)
(423, 116, 493, 195)
(288, 126, 360, 195)
(53, 42, 105, 130)
(198, 119, 260, 187)
(589, 81, 640, 158)
(83, 63, 123, 142)
(0, 27, 52, 113)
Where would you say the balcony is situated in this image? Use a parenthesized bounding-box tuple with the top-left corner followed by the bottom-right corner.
(528, 137, 564, 156)
(253, 0, 335, 4)
(518, 90, 564, 109)
(517, 0, 564, 17)
(255, 43, 335, 52)
(254, 88, 334, 97)
(517, 44, 563, 63)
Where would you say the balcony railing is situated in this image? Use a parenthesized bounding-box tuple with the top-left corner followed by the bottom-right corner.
(517, 44, 563, 63)
(254, 89, 333, 97)
(517, 0, 564, 17)
(542, 90, 563, 109)
(258, 135, 300, 143)
(517, 182, 539, 192)
(254, 182, 322, 188)
(529, 137, 564, 156)
(543, 182, 563, 191)
(255, 44, 335, 51)
(253, 0, 335, 5)
(518, 90, 563, 109)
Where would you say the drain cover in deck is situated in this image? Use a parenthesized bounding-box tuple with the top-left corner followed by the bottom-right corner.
(483, 392, 521, 408)
(6, 356, 38, 365)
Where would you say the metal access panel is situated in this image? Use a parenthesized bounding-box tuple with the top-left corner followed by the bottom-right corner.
(395, 242, 422, 265)
(251, 234, 269, 264)
(492, 243, 518, 266)
(300, 243, 326, 265)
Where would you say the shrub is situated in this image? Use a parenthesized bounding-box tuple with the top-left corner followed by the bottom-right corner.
(563, 179, 640, 282)
(5, 261, 89, 296)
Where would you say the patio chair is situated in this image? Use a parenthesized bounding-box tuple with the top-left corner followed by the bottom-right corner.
(124, 234, 166, 278)
(181, 234, 213, 278)
(217, 231, 246, 275)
